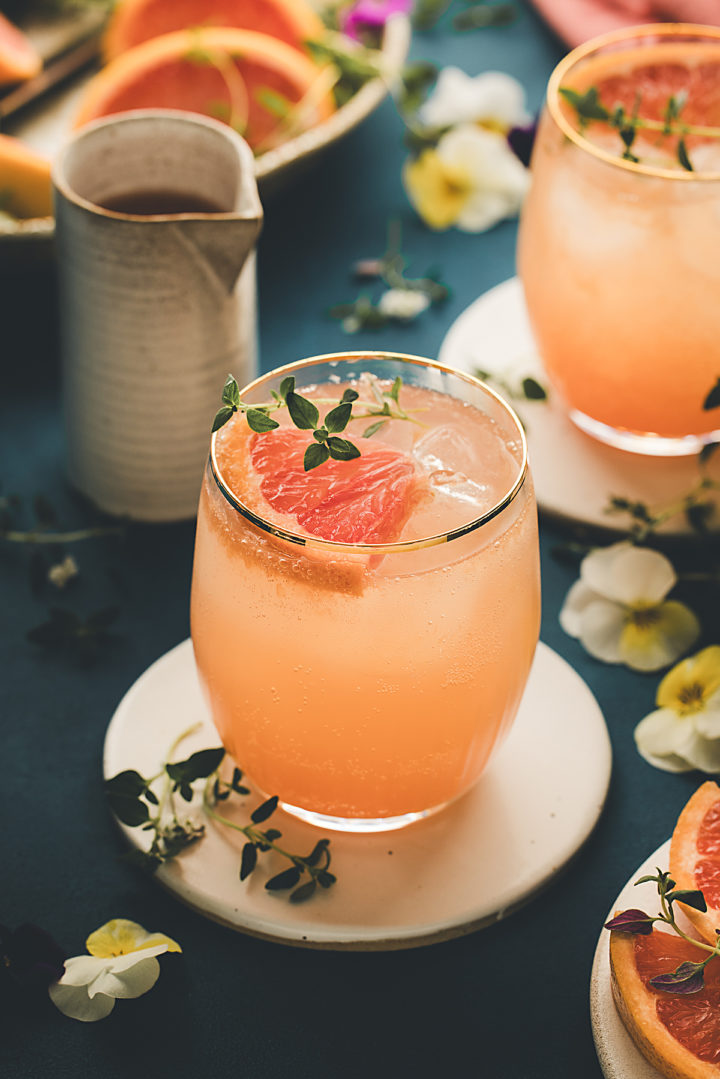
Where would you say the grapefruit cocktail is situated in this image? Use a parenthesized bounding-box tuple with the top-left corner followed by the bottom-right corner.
(517, 24, 720, 455)
(190, 353, 540, 831)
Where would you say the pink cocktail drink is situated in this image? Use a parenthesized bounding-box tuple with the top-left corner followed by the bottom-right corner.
(518, 24, 720, 455)
(190, 353, 540, 831)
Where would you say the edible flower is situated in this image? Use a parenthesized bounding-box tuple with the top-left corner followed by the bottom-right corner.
(47, 554, 79, 589)
(48, 918, 181, 1022)
(377, 287, 430, 320)
(340, 0, 412, 41)
(418, 67, 528, 132)
(403, 123, 529, 231)
(559, 542, 700, 672)
(634, 646, 720, 773)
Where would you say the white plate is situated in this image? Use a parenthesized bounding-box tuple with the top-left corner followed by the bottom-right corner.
(103, 638, 611, 950)
(2, 9, 410, 243)
(438, 278, 720, 536)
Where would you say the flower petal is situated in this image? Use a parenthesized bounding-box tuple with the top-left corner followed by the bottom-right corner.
(619, 601, 700, 672)
(49, 982, 116, 1022)
(679, 730, 720, 773)
(634, 708, 691, 757)
(419, 68, 528, 131)
(559, 579, 600, 638)
(582, 543, 676, 605)
(87, 919, 181, 957)
(57, 955, 106, 987)
(695, 706, 720, 739)
(657, 646, 720, 711)
(576, 598, 626, 663)
(402, 150, 470, 230)
(88, 956, 161, 1000)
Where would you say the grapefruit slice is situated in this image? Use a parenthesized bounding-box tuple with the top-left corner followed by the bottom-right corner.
(592, 62, 720, 130)
(613, 919, 720, 1079)
(0, 12, 41, 87)
(73, 28, 336, 151)
(670, 782, 720, 946)
(248, 427, 419, 544)
(0, 134, 51, 219)
(103, 0, 325, 60)
(610, 923, 720, 1078)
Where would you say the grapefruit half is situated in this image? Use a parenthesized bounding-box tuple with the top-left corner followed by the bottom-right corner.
(670, 781, 720, 946)
(0, 12, 41, 87)
(73, 27, 336, 152)
(103, 0, 325, 60)
(610, 923, 720, 1078)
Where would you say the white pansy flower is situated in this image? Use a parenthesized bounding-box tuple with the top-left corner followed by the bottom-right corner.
(559, 541, 700, 672)
(47, 554, 78, 589)
(418, 67, 529, 132)
(378, 288, 430, 320)
(403, 124, 529, 232)
(49, 919, 181, 1022)
(635, 647, 720, 773)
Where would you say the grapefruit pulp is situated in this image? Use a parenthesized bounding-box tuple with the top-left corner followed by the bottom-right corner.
(670, 781, 720, 946)
(220, 424, 421, 545)
(610, 924, 720, 1078)
(73, 28, 335, 151)
(103, 0, 325, 60)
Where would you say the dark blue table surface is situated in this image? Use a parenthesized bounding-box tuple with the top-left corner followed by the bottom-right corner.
(2, 4, 717, 1076)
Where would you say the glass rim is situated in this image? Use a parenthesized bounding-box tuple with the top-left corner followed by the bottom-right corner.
(546, 22, 720, 182)
(208, 351, 529, 556)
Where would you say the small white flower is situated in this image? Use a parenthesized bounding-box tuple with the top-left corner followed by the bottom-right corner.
(559, 541, 700, 672)
(419, 67, 528, 132)
(342, 315, 362, 334)
(47, 554, 78, 589)
(403, 124, 529, 232)
(48, 919, 181, 1023)
(378, 287, 430, 321)
(635, 646, 720, 773)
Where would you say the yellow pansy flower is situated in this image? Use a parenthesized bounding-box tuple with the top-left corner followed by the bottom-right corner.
(635, 647, 720, 773)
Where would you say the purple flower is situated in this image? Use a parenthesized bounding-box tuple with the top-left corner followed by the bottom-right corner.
(604, 909, 655, 935)
(507, 117, 537, 169)
(341, 0, 412, 42)
(0, 923, 66, 990)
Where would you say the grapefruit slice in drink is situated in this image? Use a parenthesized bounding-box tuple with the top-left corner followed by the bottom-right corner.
(220, 425, 421, 545)
(610, 923, 720, 1078)
(103, 0, 325, 60)
(670, 781, 720, 946)
(73, 28, 336, 152)
(0, 12, 41, 86)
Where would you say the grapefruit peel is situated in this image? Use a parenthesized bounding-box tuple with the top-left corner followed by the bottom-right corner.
(670, 780, 720, 945)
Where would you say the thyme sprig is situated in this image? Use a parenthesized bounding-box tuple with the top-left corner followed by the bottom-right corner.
(105, 729, 336, 904)
(605, 869, 718, 994)
(212, 372, 421, 470)
(559, 85, 720, 171)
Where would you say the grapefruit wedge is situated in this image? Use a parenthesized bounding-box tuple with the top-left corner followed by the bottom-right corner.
(670, 782, 720, 946)
(73, 28, 336, 152)
(219, 424, 420, 545)
(610, 924, 720, 1078)
(103, 0, 325, 60)
(0, 12, 41, 87)
(0, 134, 51, 219)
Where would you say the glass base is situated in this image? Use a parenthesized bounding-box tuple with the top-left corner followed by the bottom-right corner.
(279, 797, 452, 833)
(569, 408, 720, 458)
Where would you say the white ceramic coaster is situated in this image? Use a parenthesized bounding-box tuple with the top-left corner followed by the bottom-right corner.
(590, 839, 672, 1079)
(438, 278, 720, 536)
(104, 638, 611, 950)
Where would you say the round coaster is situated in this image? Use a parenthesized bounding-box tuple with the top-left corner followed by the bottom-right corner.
(104, 638, 611, 950)
(590, 840, 671, 1079)
(438, 277, 720, 536)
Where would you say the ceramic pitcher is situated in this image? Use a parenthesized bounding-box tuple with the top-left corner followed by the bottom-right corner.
(52, 109, 263, 522)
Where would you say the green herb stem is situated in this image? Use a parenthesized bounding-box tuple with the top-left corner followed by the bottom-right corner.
(0, 526, 122, 544)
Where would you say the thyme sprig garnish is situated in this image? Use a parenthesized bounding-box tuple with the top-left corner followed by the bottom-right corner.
(212, 372, 421, 471)
(605, 869, 719, 994)
(0, 492, 121, 546)
(559, 85, 720, 171)
(105, 729, 336, 904)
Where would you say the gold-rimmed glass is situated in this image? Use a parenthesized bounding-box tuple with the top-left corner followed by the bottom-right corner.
(190, 352, 540, 832)
(517, 23, 720, 456)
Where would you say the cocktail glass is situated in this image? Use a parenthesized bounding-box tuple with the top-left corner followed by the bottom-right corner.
(190, 352, 540, 832)
(517, 24, 720, 456)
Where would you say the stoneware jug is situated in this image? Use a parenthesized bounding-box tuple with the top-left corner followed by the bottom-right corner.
(53, 109, 263, 521)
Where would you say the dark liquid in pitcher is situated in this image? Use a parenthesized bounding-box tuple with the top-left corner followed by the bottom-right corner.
(100, 190, 226, 215)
